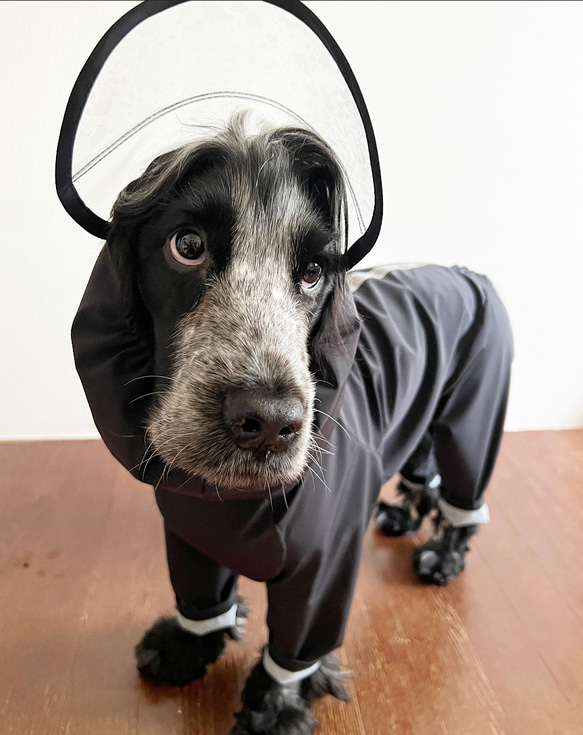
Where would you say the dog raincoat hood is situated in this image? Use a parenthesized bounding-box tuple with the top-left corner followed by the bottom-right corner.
(57, 0, 382, 266)
(59, 0, 382, 496)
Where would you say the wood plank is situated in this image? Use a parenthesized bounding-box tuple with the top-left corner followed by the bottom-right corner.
(0, 441, 119, 735)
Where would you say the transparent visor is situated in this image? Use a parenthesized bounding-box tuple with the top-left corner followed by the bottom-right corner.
(57, 0, 382, 267)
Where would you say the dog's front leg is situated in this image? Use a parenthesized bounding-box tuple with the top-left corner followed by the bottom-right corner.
(232, 651, 348, 735)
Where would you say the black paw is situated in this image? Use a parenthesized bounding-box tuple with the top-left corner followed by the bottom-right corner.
(135, 617, 225, 686)
(413, 522, 477, 586)
(232, 653, 348, 734)
(376, 501, 422, 536)
(376, 479, 439, 537)
(301, 654, 350, 705)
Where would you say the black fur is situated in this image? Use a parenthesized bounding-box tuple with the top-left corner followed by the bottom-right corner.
(413, 518, 478, 586)
(135, 597, 250, 686)
(232, 654, 349, 735)
(375, 479, 439, 537)
(135, 617, 226, 686)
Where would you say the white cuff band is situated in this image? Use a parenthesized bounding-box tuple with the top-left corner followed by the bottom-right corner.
(176, 603, 237, 636)
(262, 649, 320, 685)
(438, 497, 490, 526)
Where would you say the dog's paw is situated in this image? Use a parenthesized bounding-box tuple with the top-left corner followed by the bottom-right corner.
(135, 617, 225, 686)
(232, 654, 348, 734)
(413, 521, 477, 586)
(375, 501, 422, 536)
(376, 478, 439, 537)
(301, 654, 350, 705)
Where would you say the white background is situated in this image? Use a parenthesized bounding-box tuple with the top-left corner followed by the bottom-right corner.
(0, 1, 582, 439)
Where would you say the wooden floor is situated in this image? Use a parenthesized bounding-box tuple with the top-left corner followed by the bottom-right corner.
(0, 431, 582, 735)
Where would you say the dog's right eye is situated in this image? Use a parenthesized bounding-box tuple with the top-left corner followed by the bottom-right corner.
(169, 231, 206, 266)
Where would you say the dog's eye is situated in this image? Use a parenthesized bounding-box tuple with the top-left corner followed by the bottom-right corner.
(301, 262, 323, 289)
(169, 231, 206, 265)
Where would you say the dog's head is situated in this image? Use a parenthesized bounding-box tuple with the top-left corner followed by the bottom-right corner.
(107, 117, 348, 490)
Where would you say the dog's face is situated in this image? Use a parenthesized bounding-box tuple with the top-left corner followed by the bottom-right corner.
(109, 120, 346, 490)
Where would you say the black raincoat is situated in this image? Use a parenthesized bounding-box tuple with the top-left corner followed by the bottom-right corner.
(72, 250, 512, 671)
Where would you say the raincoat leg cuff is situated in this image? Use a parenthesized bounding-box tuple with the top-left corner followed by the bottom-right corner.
(263, 648, 320, 684)
(176, 603, 239, 636)
(437, 497, 490, 527)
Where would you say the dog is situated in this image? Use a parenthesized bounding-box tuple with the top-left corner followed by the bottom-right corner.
(72, 114, 513, 733)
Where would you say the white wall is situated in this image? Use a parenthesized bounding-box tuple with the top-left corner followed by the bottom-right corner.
(1, 1, 582, 438)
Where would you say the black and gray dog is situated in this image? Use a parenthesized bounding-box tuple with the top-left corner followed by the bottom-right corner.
(73, 116, 513, 733)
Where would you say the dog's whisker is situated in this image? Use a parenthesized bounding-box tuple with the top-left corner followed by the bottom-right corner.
(124, 374, 176, 386)
(267, 482, 274, 513)
(134, 430, 191, 478)
(313, 409, 351, 439)
(310, 428, 338, 455)
(305, 462, 332, 494)
(307, 456, 327, 487)
(309, 441, 335, 457)
(128, 390, 169, 405)
(304, 449, 332, 494)
(152, 467, 167, 493)
(128, 435, 160, 476)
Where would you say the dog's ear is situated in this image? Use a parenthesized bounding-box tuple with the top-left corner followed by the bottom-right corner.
(106, 151, 182, 337)
(271, 128, 347, 243)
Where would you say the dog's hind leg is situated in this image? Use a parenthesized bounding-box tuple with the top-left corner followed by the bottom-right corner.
(413, 276, 513, 586)
(136, 526, 247, 686)
(376, 432, 441, 536)
(413, 514, 479, 586)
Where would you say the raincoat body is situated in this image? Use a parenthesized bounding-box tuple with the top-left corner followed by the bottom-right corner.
(72, 253, 512, 670)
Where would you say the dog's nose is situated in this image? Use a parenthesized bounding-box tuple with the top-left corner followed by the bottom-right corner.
(224, 390, 304, 453)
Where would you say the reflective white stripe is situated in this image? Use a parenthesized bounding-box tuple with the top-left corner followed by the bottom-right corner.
(347, 263, 428, 292)
(176, 603, 237, 636)
(428, 474, 442, 490)
(438, 497, 490, 527)
(262, 649, 320, 685)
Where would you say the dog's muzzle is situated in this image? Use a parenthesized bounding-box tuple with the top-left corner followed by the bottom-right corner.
(224, 389, 304, 455)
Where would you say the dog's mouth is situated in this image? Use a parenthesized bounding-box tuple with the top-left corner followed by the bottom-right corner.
(152, 431, 311, 491)
(148, 382, 314, 491)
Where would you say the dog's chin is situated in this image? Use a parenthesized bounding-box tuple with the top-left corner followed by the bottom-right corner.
(155, 440, 309, 492)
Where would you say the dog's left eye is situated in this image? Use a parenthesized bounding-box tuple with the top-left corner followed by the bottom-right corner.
(301, 262, 323, 289)
(169, 230, 206, 266)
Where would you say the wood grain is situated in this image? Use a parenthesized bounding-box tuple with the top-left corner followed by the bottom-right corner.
(0, 432, 581, 734)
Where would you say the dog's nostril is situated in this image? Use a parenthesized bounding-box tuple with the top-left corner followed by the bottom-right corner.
(224, 390, 304, 453)
(240, 418, 262, 437)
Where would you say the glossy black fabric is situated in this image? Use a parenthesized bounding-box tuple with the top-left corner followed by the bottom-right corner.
(72, 254, 512, 670)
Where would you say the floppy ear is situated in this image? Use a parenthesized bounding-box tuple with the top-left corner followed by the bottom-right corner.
(106, 150, 182, 338)
(270, 128, 347, 246)
(106, 211, 151, 340)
